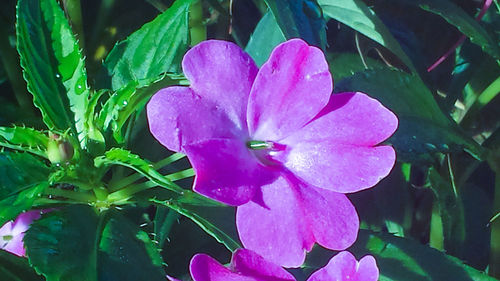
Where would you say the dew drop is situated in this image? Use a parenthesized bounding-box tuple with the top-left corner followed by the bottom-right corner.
(123, 101, 128, 106)
(55, 73, 61, 78)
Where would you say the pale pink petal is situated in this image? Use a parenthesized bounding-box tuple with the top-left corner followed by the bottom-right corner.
(183, 40, 258, 127)
(190, 254, 255, 281)
(299, 186, 359, 250)
(283, 142, 396, 193)
(0, 221, 13, 237)
(231, 249, 295, 281)
(247, 39, 332, 141)
(307, 251, 357, 281)
(2, 234, 25, 257)
(147, 87, 246, 153)
(284, 92, 398, 146)
(356, 256, 379, 281)
(184, 139, 277, 206)
(236, 176, 313, 267)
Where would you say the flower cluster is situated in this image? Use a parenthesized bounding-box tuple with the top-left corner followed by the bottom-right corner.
(169, 249, 378, 281)
(147, 37, 397, 270)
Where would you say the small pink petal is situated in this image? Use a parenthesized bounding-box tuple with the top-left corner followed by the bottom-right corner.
(247, 39, 332, 141)
(236, 176, 312, 267)
(299, 185, 359, 250)
(184, 138, 277, 206)
(11, 211, 41, 235)
(183, 40, 258, 127)
(231, 249, 295, 281)
(283, 142, 396, 193)
(308, 252, 379, 281)
(147, 87, 245, 153)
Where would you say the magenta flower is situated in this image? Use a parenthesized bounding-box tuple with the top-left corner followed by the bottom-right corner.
(147, 39, 397, 266)
(0, 211, 41, 257)
(171, 249, 378, 281)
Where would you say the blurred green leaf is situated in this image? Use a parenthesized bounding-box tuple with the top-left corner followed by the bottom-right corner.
(94, 148, 184, 193)
(24, 206, 166, 281)
(411, 0, 500, 60)
(16, 0, 90, 148)
(352, 231, 497, 281)
(336, 68, 484, 163)
(263, 0, 326, 49)
(24, 205, 100, 281)
(0, 152, 50, 225)
(318, 0, 416, 72)
(245, 11, 285, 66)
(0, 250, 44, 281)
(0, 126, 49, 158)
(104, 0, 192, 91)
(98, 210, 165, 281)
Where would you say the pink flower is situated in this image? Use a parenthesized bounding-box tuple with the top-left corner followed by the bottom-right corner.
(147, 39, 397, 266)
(308, 251, 379, 281)
(0, 211, 41, 257)
(171, 249, 378, 281)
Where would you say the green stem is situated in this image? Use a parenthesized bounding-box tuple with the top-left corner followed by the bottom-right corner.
(109, 153, 186, 191)
(156, 208, 180, 248)
(107, 181, 156, 202)
(62, 0, 85, 48)
(43, 187, 96, 203)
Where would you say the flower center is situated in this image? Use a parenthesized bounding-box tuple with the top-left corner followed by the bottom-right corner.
(246, 140, 287, 167)
(246, 140, 273, 150)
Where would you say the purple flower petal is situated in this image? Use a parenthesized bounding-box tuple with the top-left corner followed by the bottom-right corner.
(183, 40, 258, 128)
(147, 86, 245, 153)
(299, 185, 359, 250)
(231, 249, 296, 281)
(236, 176, 358, 267)
(0, 210, 42, 257)
(189, 249, 295, 281)
(236, 176, 312, 267)
(247, 39, 332, 141)
(307, 251, 379, 281)
(184, 138, 277, 206)
(282, 92, 397, 193)
(284, 142, 396, 193)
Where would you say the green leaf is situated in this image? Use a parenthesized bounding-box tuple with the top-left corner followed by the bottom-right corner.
(151, 198, 241, 252)
(0, 182, 48, 227)
(0, 251, 44, 281)
(350, 230, 497, 281)
(245, 11, 286, 66)
(335, 68, 484, 163)
(16, 0, 90, 148)
(317, 0, 416, 72)
(0, 126, 49, 158)
(24, 206, 166, 281)
(98, 211, 165, 281)
(24, 206, 100, 281)
(327, 52, 387, 80)
(104, 0, 192, 91)
(411, 0, 500, 60)
(0, 152, 50, 224)
(94, 148, 184, 193)
(263, 0, 326, 49)
(98, 75, 178, 144)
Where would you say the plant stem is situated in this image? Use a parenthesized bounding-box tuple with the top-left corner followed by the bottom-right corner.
(62, 0, 85, 48)
(43, 187, 96, 203)
(107, 181, 156, 202)
(109, 153, 185, 191)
